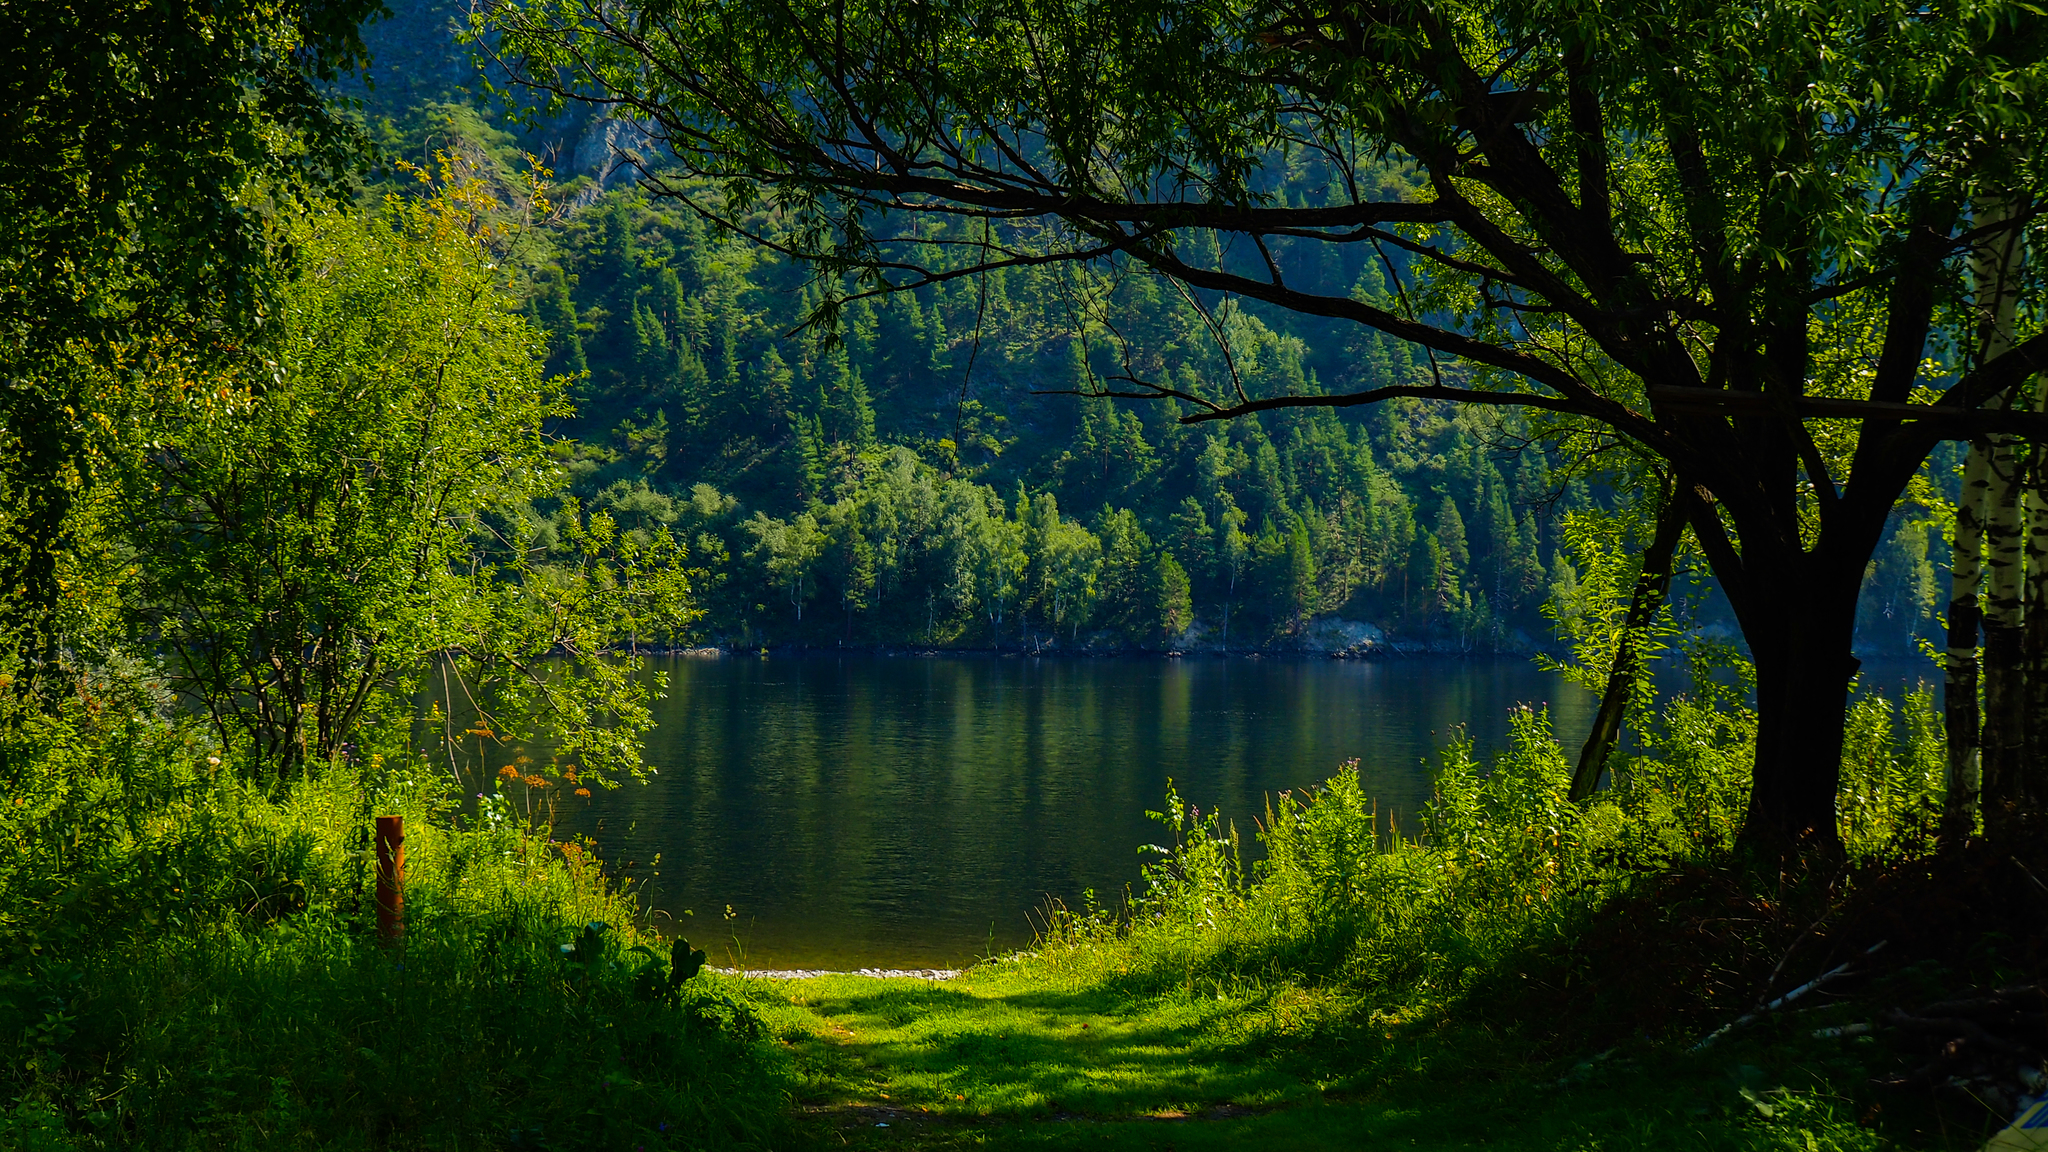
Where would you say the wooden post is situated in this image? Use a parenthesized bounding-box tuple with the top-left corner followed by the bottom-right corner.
(375, 814, 405, 943)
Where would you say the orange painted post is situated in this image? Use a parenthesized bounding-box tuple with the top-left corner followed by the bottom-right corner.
(375, 815, 405, 943)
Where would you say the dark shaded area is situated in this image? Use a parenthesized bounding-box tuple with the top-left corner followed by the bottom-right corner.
(1474, 839, 2048, 1136)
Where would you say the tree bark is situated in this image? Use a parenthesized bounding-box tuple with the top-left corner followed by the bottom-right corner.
(2024, 441, 2048, 827)
(1973, 197, 2031, 844)
(1743, 568, 1864, 853)
(1945, 439, 1992, 837)
(1983, 429, 2034, 840)
(1569, 487, 1687, 802)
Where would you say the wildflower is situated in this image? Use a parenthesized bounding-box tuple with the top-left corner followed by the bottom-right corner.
(525, 775, 549, 788)
(498, 765, 520, 779)
(575, 788, 591, 797)
(207, 756, 221, 766)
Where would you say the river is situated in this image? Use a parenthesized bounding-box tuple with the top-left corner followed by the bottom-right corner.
(547, 653, 1598, 969)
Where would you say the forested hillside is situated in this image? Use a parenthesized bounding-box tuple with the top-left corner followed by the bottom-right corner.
(353, 9, 1949, 656)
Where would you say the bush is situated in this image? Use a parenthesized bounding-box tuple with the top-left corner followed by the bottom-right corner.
(0, 656, 789, 1150)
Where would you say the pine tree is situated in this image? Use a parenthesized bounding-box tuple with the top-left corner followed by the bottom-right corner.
(1484, 479, 1514, 575)
(1288, 521, 1316, 631)
(1168, 496, 1214, 585)
(531, 276, 587, 379)
(819, 347, 876, 449)
(1215, 496, 1248, 644)
(1096, 507, 1151, 641)
(1436, 496, 1470, 570)
(1407, 532, 1443, 624)
(1511, 511, 1547, 612)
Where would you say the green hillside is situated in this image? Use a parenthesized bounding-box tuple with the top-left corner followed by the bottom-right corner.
(347, 14, 1948, 655)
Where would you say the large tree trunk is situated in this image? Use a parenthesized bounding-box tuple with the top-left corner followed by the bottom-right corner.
(1743, 565, 1864, 852)
(1944, 438, 1991, 837)
(1569, 487, 1686, 802)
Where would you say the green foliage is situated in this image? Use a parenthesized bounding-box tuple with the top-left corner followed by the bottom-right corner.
(1034, 664, 1945, 1021)
(1837, 681, 1948, 857)
(0, 656, 788, 1151)
(485, 0, 2048, 840)
(1541, 506, 1684, 701)
(383, 166, 1956, 656)
(106, 164, 696, 788)
(0, 0, 383, 669)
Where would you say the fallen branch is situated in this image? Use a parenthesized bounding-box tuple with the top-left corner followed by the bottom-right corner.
(1693, 941, 1888, 1051)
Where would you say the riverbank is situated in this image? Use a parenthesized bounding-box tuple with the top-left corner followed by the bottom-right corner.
(650, 613, 1555, 659)
(547, 653, 1605, 970)
(719, 679, 2020, 1151)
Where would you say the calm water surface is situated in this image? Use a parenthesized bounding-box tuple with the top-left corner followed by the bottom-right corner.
(555, 654, 1595, 969)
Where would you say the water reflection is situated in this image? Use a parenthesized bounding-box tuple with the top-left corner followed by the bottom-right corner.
(555, 654, 1596, 969)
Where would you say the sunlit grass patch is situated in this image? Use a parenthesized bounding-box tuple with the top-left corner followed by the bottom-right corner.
(766, 968, 1316, 1122)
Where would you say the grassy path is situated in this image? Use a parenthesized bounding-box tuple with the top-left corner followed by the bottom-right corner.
(754, 967, 1392, 1149)
(741, 968, 1922, 1151)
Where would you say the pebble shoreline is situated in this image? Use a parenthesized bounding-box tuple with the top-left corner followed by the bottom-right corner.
(711, 967, 961, 981)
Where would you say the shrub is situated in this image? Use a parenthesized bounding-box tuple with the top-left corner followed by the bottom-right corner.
(0, 656, 788, 1150)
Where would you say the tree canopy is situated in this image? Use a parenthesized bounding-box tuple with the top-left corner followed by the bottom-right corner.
(485, 0, 2048, 849)
(0, 0, 386, 672)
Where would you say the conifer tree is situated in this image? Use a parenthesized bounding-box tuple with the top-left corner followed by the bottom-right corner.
(1436, 497, 1470, 571)
(1288, 523, 1316, 632)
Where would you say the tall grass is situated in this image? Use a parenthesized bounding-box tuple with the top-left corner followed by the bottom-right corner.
(0, 656, 790, 1150)
(1029, 657, 1947, 1037)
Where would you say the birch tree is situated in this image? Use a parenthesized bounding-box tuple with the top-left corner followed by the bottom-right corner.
(1945, 439, 1991, 835)
(1966, 198, 2035, 841)
(746, 510, 826, 623)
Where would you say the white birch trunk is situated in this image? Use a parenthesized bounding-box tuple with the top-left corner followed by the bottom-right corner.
(1945, 440, 1990, 834)
(1970, 197, 2029, 840)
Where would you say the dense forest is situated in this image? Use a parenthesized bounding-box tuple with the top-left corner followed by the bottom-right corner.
(364, 94, 1951, 656)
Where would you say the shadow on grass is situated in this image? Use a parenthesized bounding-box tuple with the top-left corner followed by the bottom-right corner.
(769, 973, 1967, 1152)
(776, 975, 1323, 1121)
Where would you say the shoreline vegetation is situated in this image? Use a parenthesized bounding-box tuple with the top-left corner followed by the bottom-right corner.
(0, 161, 2013, 1152)
(632, 629, 1658, 659)
(5, 645, 2013, 1151)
